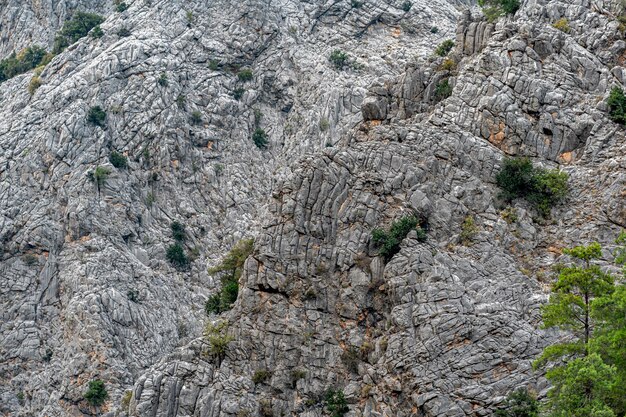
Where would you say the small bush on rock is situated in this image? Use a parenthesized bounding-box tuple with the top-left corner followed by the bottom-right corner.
(117, 27, 131, 37)
(166, 243, 189, 268)
(607, 86, 626, 124)
(372, 214, 427, 261)
(459, 215, 478, 245)
(109, 151, 128, 168)
(252, 128, 268, 149)
(478, 0, 519, 21)
(402, 1, 412, 11)
(0, 46, 49, 84)
(496, 157, 568, 217)
(115, 2, 129, 12)
(495, 388, 539, 417)
(329, 50, 349, 70)
(237, 69, 253, 82)
(435, 79, 452, 101)
(87, 106, 106, 127)
(252, 369, 272, 384)
(54, 12, 105, 53)
(190, 111, 202, 125)
(325, 389, 349, 417)
(171, 221, 186, 242)
(434, 39, 454, 56)
(204, 320, 234, 362)
(552, 18, 570, 33)
(84, 379, 108, 406)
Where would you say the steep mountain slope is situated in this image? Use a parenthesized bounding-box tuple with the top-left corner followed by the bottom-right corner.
(0, 0, 464, 415)
(129, 0, 626, 416)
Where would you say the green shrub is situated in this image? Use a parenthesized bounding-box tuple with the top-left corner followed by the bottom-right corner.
(496, 157, 568, 217)
(495, 388, 539, 417)
(430, 26, 439, 33)
(477, 0, 519, 22)
(372, 215, 427, 261)
(157, 72, 168, 87)
(127, 289, 139, 303)
(252, 369, 272, 384)
(439, 58, 457, 72)
(171, 221, 186, 242)
(460, 215, 478, 245)
(607, 86, 626, 124)
(117, 28, 131, 37)
(109, 151, 128, 168)
(435, 79, 452, 101)
(91, 166, 111, 186)
(84, 379, 108, 406)
(91, 25, 104, 38)
(120, 391, 132, 411)
(205, 239, 254, 315)
(204, 320, 234, 361)
(350, 0, 363, 7)
(53, 12, 105, 53)
(329, 50, 349, 70)
(166, 243, 189, 268)
(402, 1, 412, 11)
(190, 111, 202, 125)
(325, 389, 349, 417)
(209, 59, 220, 71)
(252, 128, 269, 149)
(233, 88, 245, 100)
(319, 118, 330, 131)
(0, 46, 49, 83)
(434, 40, 454, 57)
(87, 106, 106, 127)
(115, 2, 129, 12)
(237, 69, 253, 82)
(552, 18, 570, 33)
(28, 72, 43, 95)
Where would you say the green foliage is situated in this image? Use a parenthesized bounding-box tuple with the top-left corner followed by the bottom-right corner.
(171, 221, 186, 242)
(319, 118, 330, 131)
(209, 59, 220, 71)
(190, 111, 202, 125)
(329, 50, 349, 70)
(435, 79, 453, 101)
(237, 69, 253, 82)
(401, 1, 412, 11)
(459, 215, 478, 245)
(372, 215, 427, 261)
(430, 26, 439, 33)
(350, 0, 363, 8)
(84, 379, 108, 406)
(252, 369, 272, 384)
(204, 320, 234, 361)
(544, 354, 618, 417)
(157, 72, 168, 87)
(0, 46, 48, 84)
(477, 0, 520, 22)
(434, 39, 454, 56)
(87, 106, 107, 127)
(607, 87, 626, 125)
(91, 166, 111, 187)
(552, 18, 571, 33)
(205, 239, 254, 315)
(233, 87, 245, 100)
(439, 58, 457, 72)
(53, 12, 105, 53)
(91, 25, 104, 38)
(252, 128, 269, 149)
(495, 388, 539, 417)
(166, 243, 189, 268)
(127, 289, 139, 303)
(176, 94, 186, 108)
(117, 27, 131, 37)
(325, 389, 349, 417)
(115, 2, 129, 12)
(109, 151, 128, 169)
(496, 157, 568, 217)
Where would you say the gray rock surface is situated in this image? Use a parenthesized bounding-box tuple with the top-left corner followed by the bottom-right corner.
(1, 0, 625, 415)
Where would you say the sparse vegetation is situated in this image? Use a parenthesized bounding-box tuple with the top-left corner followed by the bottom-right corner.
(237, 69, 253, 82)
(91, 25, 104, 39)
(478, 0, 520, 22)
(233, 88, 245, 100)
(109, 151, 128, 169)
(319, 117, 330, 131)
(127, 289, 139, 303)
(115, 2, 129, 12)
(205, 239, 254, 315)
(402, 1, 412, 11)
(87, 106, 107, 127)
(53, 12, 105, 53)
(252, 369, 272, 384)
(351, 0, 363, 8)
(191, 111, 202, 125)
(439, 58, 457, 72)
(252, 128, 269, 149)
(209, 59, 220, 71)
(329, 50, 349, 70)
(84, 379, 108, 406)
(0, 46, 48, 84)
(434, 39, 454, 57)
(204, 320, 234, 363)
(166, 243, 189, 268)
(500, 206, 518, 224)
(495, 157, 568, 217)
(120, 391, 132, 412)
(171, 221, 186, 242)
(495, 388, 539, 417)
(325, 389, 349, 417)
(552, 18, 571, 33)
(434, 79, 452, 101)
(607, 86, 626, 124)
(117, 27, 131, 37)
(430, 26, 439, 33)
(340, 346, 361, 373)
(459, 215, 478, 245)
(91, 166, 111, 187)
(28, 67, 44, 95)
(372, 214, 427, 261)
(157, 72, 168, 86)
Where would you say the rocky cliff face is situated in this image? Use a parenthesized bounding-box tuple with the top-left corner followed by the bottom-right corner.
(1, 0, 625, 416)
